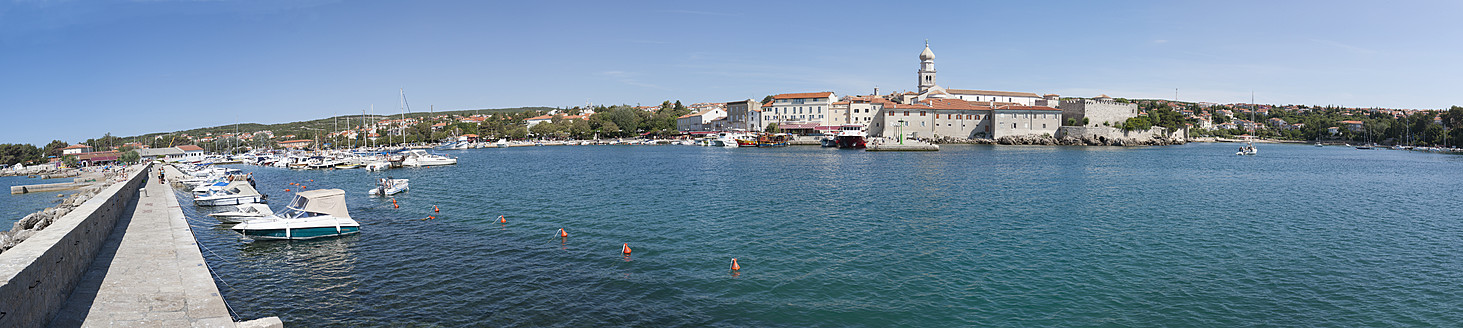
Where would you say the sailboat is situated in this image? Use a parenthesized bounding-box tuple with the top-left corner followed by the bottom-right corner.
(1236, 92, 1258, 156)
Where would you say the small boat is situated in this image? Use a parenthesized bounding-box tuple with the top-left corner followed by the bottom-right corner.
(364, 161, 389, 171)
(1316, 142, 1323, 147)
(1235, 140, 1258, 156)
(820, 137, 837, 147)
(367, 178, 409, 197)
(194, 181, 264, 206)
(208, 204, 274, 223)
(231, 189, 361, 240)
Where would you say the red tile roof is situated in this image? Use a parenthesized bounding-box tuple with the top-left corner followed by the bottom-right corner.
(177, 145, 204, 151)
(772, 92, 833, 99)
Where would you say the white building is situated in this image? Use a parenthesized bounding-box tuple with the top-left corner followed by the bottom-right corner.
(897, 43, 1047, 107)
(676, 108, 728, 132)
(762, 91, 837, 130)
(830, 96, 894, 126)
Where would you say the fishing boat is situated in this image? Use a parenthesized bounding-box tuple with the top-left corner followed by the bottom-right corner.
(834, 124, 867, 149)
(400, 149, 457, 167)
(231, 189, 361, 240)
(193, 181, 264, 206)
(367, 178, 409, 197)
(208, 204, 274, 224)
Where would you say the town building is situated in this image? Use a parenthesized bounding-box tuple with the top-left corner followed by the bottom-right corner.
(676, 108, 728, 132)
(724, 99, 763, 131)
(762, 91, 837, 131)
(61, 144, 92, 155)
(1339, 120, 1365, 132)
(278, 140, 313, 149)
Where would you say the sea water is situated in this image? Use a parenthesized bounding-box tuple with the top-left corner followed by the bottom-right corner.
(171, 143, 1463, 326)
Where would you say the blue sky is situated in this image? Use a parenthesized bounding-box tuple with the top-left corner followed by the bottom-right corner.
(2, 0, 1458, 146)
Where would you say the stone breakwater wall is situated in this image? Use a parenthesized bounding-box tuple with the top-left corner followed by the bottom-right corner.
(0, 163, 148, 327)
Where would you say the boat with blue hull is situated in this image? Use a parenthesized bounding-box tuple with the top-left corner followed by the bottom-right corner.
(231, 189, 361, 240)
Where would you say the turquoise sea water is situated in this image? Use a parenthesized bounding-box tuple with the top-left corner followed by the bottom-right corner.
(0, 175, 75, 228)
(168, 143, 1463, 326)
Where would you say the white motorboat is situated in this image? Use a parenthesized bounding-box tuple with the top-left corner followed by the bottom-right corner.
(208, 204, 274, 223)
(495, 139, 509, 148)
(230, 189, 360, 240)
(400, 149, 457, 167)
(1236, 141, 1258, 156)
(364, 161, 390, 171)
(367, 178, 409, 197)
(193, 181, 264, 206)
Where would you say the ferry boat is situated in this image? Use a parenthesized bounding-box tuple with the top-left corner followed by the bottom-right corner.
(231, 189, 361, 240)
(834, 124, 867, 149)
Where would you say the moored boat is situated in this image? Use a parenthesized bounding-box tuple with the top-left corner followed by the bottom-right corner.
(231, 189, 361, 240)
(834, 124, 867, 149)
(367, 178, 409, 197)
(208, 204, 274, 223)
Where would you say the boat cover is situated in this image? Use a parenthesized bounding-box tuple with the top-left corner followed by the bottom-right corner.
(225, 181, 261, 197)
(291, 189, 350, 219)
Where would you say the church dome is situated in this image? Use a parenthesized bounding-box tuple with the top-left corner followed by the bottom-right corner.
(919, 45, 935, 61)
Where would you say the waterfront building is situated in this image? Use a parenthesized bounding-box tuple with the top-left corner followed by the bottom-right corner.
(676, 108, 728, 132)
(723, 99, 764, 132)
(1059, 94, 1140, 128)
(867, 98, 1062, 140)
(178, 145, 205, 157)
(61, 144, 92, 155)
(762, 92, 837, 131)
(831, 96, 894, 126)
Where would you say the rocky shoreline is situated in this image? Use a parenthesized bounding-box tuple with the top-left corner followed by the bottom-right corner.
(931, 135, 1187, 146)
(0, 169, 125, 253)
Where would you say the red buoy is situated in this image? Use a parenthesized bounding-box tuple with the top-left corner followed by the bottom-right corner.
(284, 189, 290, 192)
(622, 243, 632, 254)
(499, 215, 506, 223)
(434, 205, 439, 212)
(731, 258, 740, 271)
(558, 228, 568, 238)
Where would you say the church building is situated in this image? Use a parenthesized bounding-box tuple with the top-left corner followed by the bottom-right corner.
(871, 43, 1063, 140)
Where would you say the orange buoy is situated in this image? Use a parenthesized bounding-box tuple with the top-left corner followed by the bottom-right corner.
(558, 228, 568, 238)
(284, 189, 291, 192)
(394, 203, 399, 209)
(499, 215, 506, 223)
(622, 243, 632, 254)
(309, 179, 314, 182)
(731, 258, 740, 271)
(434, 205, 439, 212)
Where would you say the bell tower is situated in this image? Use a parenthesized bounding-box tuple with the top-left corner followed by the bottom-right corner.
(917, 40, 937, 93)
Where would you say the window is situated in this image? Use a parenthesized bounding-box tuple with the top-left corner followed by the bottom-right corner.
(1012, 123, 1017, 128)
(889, 111, 895, 116)
(920, 111, 926, 116)
(904, 111, 909, 116)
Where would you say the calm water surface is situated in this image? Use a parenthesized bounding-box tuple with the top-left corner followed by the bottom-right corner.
(169, 143, 1463, 327)
(0, 175, 77, 228)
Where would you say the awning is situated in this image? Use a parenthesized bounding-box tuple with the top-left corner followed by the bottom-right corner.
(778, 123, 820, 129)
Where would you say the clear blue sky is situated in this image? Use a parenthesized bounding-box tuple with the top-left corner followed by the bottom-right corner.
(2, 0, 1458, 146)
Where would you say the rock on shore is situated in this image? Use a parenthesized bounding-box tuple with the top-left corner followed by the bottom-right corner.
(0, 169, 122, 253)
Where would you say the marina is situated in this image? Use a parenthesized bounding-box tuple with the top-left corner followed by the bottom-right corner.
(138, 143, 1463, 326)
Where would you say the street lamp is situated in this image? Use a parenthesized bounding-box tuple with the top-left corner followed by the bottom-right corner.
(896, 120, 905, 144)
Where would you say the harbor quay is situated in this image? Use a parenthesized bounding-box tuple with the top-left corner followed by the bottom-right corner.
(0, 164, 279, 327)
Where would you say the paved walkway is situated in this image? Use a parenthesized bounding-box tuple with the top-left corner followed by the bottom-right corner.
(51, 166, 234, 327)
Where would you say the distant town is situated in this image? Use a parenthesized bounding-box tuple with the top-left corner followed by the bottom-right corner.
(1, 43, 1459, 167)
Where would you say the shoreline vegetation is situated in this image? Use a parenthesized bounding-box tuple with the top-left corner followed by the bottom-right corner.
(3, 100, 1461, 167)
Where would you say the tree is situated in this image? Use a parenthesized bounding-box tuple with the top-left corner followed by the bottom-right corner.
(118, 150, 140, 164)
(765, 122, 780, 133)
(43, 140, 68, 158)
